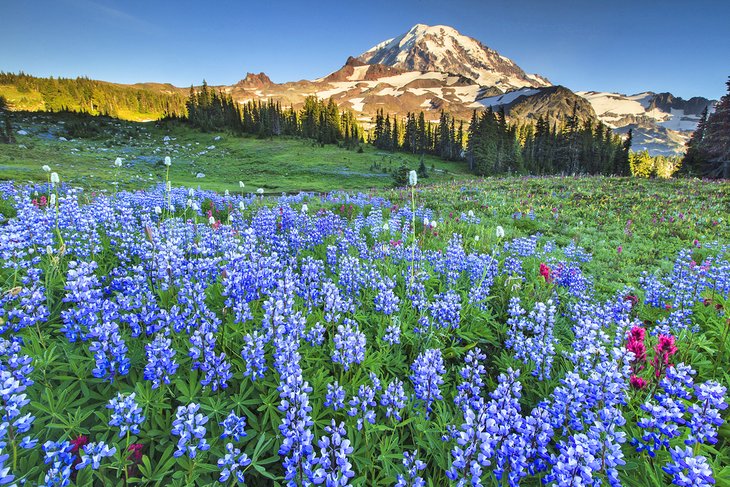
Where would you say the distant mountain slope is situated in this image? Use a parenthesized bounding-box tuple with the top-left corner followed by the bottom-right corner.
(358, 24, 550, 90)
(576, 91, 716, 155)
(477, 86, 597, 126)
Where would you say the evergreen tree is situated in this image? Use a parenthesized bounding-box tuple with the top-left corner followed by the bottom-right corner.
(682, 106, 708, 176)
(682, 79, 729, 179)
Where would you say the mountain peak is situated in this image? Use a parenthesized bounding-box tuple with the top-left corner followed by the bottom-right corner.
(236, 72, 273, 87)
(358, 24, 550, 90)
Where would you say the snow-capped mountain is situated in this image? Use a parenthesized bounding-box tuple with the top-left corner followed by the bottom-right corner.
(576, 91, 716, 154)
(357, 24, 551, 90)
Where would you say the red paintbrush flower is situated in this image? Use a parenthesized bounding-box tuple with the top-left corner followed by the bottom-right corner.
(630, 375, 648, 390)
(651, 334, 678, 379)
(539, 263, 552, 283)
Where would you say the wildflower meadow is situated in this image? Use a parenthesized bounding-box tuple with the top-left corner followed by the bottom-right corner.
(0, 165, 729, 486)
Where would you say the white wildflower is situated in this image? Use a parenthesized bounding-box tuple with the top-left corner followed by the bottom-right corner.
(224, 190, 229, 196)
(114, 157, 122, 167)
(408, 170, 418, 186)
(239, 181, 245, 188)
(383, 222, 389, 231)
(42, 165, 51, 172)
(208, 216, 215, 225)
(164, 156, 171, 166)
(301, 204, 308, 213)
(239, 201, 245, 211)
(46, 245, 53, 255)
(187, 198, 193, 208)
(154, 206, 162, 215)
(257, 188, 264, 194)
(468, 210, 475, 218)
(474, 235, 480, 242)
(50, 194, 56, 206)
(496, 226, 505, 238)
(423, 217, 430, 227)
(50, 172, 60, 184)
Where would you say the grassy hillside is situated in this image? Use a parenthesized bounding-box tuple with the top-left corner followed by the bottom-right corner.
(0, 72, 187, 121)
(0, 111, 473, 193)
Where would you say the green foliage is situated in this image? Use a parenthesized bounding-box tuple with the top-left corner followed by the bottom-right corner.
(682, 77, 730, 179)
(186, 85, 362, 147)
(373, 103, 630, 177)
(630, 150, 682, 178)
(393, 163, 410, 186)
(0, 72, 187, 121)
(0, 111, 468, 193)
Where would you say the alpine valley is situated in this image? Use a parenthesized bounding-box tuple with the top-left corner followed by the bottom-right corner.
(1, 23, 716, 155)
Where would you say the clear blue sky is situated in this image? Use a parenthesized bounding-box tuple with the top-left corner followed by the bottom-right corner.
(3, 0, 728, 99)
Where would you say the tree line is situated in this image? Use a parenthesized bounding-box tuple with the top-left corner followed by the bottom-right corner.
(370, 103, 631, 176)
(185, 82, 362, 147)
(370, 110, 464, 161)
(0, 72, 187, 119)
(682, 77, 730, 179)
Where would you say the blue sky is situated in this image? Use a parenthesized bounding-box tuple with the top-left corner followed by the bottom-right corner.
(3, 0, 728, 99)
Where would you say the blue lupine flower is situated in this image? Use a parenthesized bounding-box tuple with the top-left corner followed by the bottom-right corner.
(42, 440, 74, 487)
(332, 319, 366, 371)
(171, 403, 210, 459)
(76, 442, 116, 470)
(663, 446, 715, 487)
(241, 330, 268, 381)
(325, 381, 346, 411)
(410, 349, 445, 416)
(220, 411, 248, 442)
(395, 450, 426, 487)
(217, 442, 251, 484)
(190, 329, 232, 392)
(60, 260, 103, 342)
(544, 433, 601, 487)
(428, 290, 461, 330)
(381, 378, 407, 422)
(454, 348, 487, 413)
(348, 384, 377, 430)
(88, 321, 130, 382)
(382, 319, 401, 345)
(107, 392, 145, 438)
(144, 333, 179, 389)
(446, 407, 490, 486)
(374, 276, 400, 315)
(686, 380, 727, 446)
(277, 356, 316, 484)
(312, 420, 355, 485)
(305, 322, 326, 346)
(506, 298, 558, 380)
